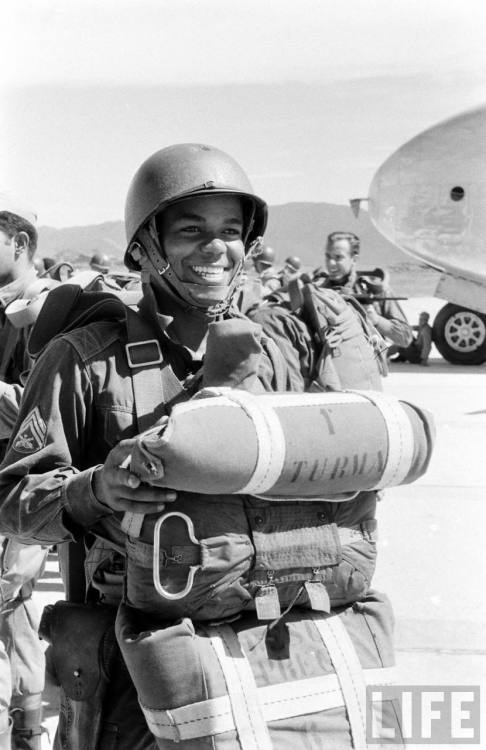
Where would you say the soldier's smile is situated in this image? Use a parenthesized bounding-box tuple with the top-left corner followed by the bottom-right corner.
(159, 194, 245, 287)
(188, 264, 229, 283)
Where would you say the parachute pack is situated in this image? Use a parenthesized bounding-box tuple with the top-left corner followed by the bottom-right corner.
(116, 591, 403, 749)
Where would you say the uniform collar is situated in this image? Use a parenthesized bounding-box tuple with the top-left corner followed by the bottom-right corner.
(0, 268, 38, 309)
(320, 269, 356, 292)
(137, 283, 174, 334)
(137, 282, 205, 366)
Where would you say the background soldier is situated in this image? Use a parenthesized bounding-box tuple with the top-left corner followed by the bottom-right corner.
(0, 195, 47, 750)
(89, 252, 111, 275)
(281, 254, 302, 283)
(390, 310, 433, 365)
(251, 243, 282, 293)
(315, 230, 412, 347)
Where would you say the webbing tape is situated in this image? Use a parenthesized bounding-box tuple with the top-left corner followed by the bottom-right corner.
(176, 389, 367, 413)
(248, 391, 366, 407)
(312, 614, 368, 750)
(215, 389, 286, 495)
(354, 390, 415, 489)
(190, 388, 287, 495)
(121, 512, 144, 537)
(208, 623, 273, 750)
(0, 708, 9, 736)
(141, 666, 397, 741)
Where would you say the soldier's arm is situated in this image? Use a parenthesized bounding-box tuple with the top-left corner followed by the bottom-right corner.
(0, 338, 171, 545)
(368, 293, 413, 347)
(0, 338, 110, 544)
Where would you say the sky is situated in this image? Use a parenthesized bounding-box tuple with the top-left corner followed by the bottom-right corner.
(1, 0, 486, 227)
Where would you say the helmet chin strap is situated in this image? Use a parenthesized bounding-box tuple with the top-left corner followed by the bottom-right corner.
(130, 218, 245, 318)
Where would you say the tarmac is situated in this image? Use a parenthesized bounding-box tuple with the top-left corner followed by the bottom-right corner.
(32, 296, 486, 749)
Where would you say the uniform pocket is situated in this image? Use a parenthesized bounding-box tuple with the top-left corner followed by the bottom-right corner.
(97, 406, 135, 448)
(125, 531, 254, 620)
(329, 522, 378, 605)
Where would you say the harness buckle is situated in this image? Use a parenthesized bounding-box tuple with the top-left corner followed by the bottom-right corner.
(125, 339, 163, 368)
(153, 512, 202, 600)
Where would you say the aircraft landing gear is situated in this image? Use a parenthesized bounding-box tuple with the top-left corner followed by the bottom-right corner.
(432, 303, 486, 365)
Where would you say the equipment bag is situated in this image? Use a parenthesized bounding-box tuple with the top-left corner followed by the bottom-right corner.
(39, 601, 118, 750)
(116, 590, 403, 749)
(287, 282, 388, 389)
(129, 387, 434, 497)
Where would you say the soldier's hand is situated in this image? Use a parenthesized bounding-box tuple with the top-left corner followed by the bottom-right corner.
(92, 439, 177, 514)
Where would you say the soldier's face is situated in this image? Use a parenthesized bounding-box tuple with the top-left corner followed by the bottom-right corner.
(159, 195, 245, 288)
(0, 229, 17, 285)
(325, 239, 355, 281)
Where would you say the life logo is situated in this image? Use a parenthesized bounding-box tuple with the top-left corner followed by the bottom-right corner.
(13, 407, 47, 454)
(366, 684, 481, 744)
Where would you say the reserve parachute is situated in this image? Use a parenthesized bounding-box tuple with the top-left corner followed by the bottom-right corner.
(120, 386, 433, 620)
(129, 386, 434, 497)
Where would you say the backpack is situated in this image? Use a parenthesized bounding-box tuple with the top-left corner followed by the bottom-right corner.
(286, 278, 388, 390)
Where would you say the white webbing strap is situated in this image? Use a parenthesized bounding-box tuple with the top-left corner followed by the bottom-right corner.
(141, 666, 397, 741)
(312, 614, 368, 750)
(121, 309, 188, 538)
(354, 389, 415, 489)
(208, 623, 273, 750)
(0, 709, 10, 737)
(201, 388, 286, 495)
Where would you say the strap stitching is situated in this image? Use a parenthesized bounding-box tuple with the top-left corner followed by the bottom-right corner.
(218, 625, 264, 749)
(143, 685, 344, 726)
(322, 618, 366, 740)
(334, 630, 365, 730)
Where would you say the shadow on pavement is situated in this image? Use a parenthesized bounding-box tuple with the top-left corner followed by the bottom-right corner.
(389, 359, 485, 375)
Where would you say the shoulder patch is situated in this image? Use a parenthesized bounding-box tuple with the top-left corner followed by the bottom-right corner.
(13, 407, 47, 454)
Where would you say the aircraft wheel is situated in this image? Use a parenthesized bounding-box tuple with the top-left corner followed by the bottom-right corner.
(432, 304, 486, 365)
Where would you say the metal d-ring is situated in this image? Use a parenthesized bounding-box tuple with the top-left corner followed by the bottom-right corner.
(153, 511, 202, 600)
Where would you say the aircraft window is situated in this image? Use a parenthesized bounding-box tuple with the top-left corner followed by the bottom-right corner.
(450, 186, 465, 201)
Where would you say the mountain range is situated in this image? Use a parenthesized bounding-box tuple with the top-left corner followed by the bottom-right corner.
(37, 201, 415, 271)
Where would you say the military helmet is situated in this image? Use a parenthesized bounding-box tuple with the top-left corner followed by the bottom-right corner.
(124, 143, 267, 270)
(90, 252, 110, 274)
(254, 244, 276, 266)
(285, 255, 301, 271)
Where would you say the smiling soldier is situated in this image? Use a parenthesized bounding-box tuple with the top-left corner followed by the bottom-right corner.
(0, 145, 286, 749)
(0, 146, 405, 749)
